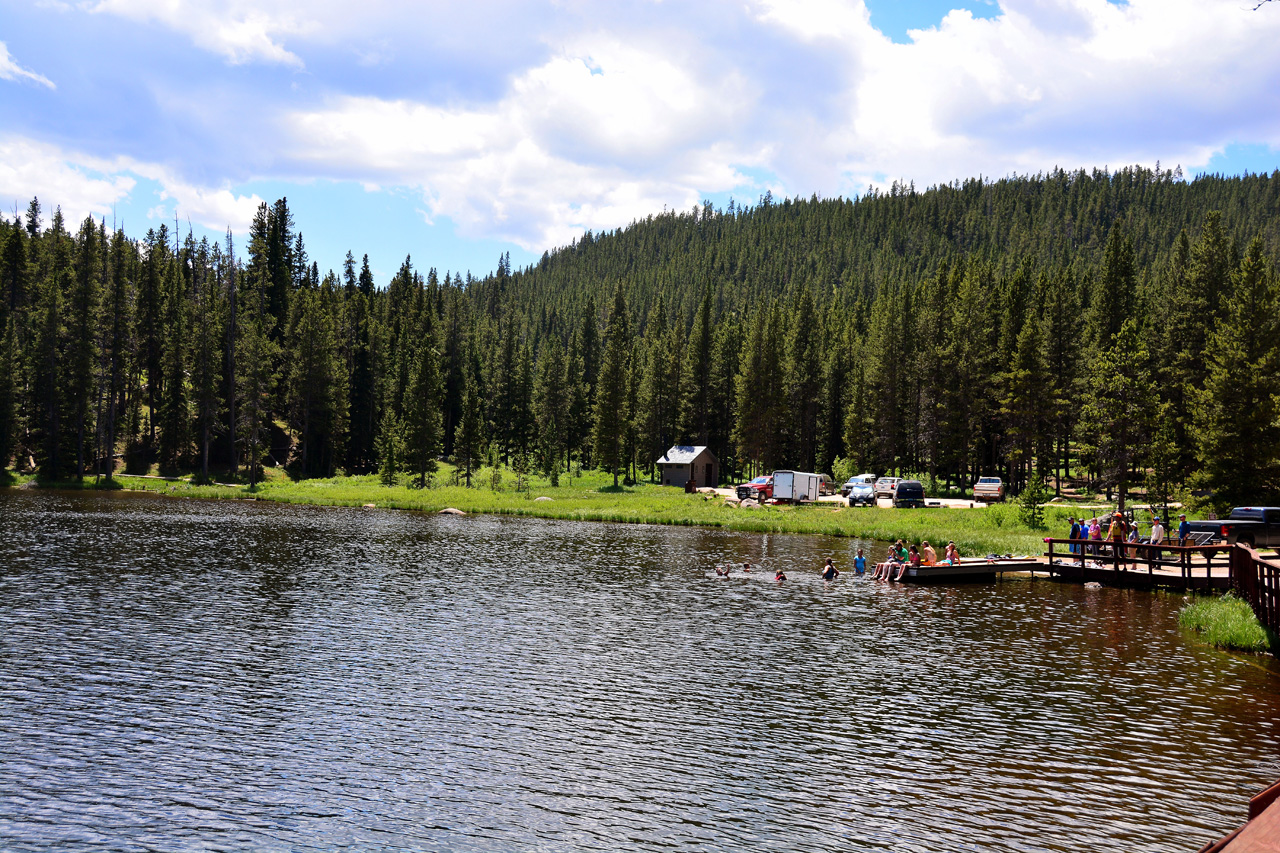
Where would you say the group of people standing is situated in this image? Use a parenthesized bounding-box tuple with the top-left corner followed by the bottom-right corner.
(1066, 511, 1193, 563)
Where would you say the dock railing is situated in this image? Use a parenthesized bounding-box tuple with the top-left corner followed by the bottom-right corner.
(1044, 538, 1232, 581)
(1230, 544, 1280, 635)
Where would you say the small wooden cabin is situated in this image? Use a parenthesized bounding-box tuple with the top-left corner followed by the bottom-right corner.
(656, 446, 719, 488)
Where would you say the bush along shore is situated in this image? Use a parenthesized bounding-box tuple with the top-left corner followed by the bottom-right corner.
(6, 465, 1074, 558)
(1179, 592, 1278, 654)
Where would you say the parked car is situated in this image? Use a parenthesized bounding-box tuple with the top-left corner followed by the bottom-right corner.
(893, 480, 927, 508)
(736, 476, 774, 502)
(840, 473, 876, 497)
(818, 474, 836, 496)
(847, 481, 875, 506)
(874, 477, 902, 499)
(973, 477, 1005, 502)
(1185, 507, 1280, 548)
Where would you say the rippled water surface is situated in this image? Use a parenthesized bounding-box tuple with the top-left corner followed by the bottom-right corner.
(2, 490, 1279, 852)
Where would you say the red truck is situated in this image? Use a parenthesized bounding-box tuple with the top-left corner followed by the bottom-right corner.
(736, 476, 774, 502)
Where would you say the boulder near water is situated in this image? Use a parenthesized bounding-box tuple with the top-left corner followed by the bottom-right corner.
(439, 507, 466, 516)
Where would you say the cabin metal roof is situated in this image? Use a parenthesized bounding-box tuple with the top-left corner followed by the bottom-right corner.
(657, 445, 711, 465)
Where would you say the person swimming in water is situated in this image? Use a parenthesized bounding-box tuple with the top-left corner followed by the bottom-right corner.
(854, 548, 867, 574)
(714, 564, 731, 577)
(821, 558, 840, 580)
(742, 562, 752, 573)
(775, 568, 787, 581)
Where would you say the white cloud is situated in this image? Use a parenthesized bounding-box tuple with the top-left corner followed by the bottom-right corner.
(21, 0, 1280, 256)
(0, 136, 132, 220)
(87, 0, 310, 66)
(277, 0, 1280, 249)
(0, 135, 262, 233)
(288, 33, 760, 249)
(0, 41, 55, 88)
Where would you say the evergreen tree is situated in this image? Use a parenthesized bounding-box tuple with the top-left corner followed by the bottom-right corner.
(377, 408, 403, 486)
(191, 238, 223, 482)
(0, 318, 16, 469)
(679, 287, 714, 444)
(288, 289, 346, 478)
(533, 335, 567, 483)
(456, 357, 483, 487)
(157, 256, 189, 472)
(1192, 238, 1280, 507)
(592, 286, 630, 486)
(30, 209, 70, 479)
(1079, 319, 1154, 507)
(68, 216, 100, 479)
(402, 310, 443, 488)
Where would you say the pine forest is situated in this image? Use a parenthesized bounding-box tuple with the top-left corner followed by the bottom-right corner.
(2, 165, 1279, 509)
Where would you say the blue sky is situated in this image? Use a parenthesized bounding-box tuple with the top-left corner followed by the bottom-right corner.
(2, 0, 1278, 283)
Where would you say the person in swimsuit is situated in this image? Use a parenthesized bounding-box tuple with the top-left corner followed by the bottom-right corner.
(921, 541, 937, 566)
(874, 546, 898, 580)
(775, 568, 787, 581)
(742, 562, 752, 573)
(714, 564, 731, 577)
(821, 558, 840, 580)
(854, 548, 867, 574)
(893, 545, 922, 581)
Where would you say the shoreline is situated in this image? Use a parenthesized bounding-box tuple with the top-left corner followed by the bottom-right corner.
(2, 468, 1062, 557)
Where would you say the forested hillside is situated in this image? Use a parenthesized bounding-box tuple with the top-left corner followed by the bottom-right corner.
(2, 165, 1278, 506)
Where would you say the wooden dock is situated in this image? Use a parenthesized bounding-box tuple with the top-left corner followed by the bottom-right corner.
(1198, 778, 1280, 853)
(1042, 538, 1234, 591)
(900, 558, 1045, 583)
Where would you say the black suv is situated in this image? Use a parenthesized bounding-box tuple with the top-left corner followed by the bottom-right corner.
(893, 480, 926, 508)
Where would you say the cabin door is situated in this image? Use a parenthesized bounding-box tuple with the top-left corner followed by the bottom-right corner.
(705, 463, 713, 487)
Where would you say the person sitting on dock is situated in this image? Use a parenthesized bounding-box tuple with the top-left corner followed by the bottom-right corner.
(921, 541, 937, 565)
(873, 546, 900, 580)
(821, 558, 840, 580)
(854, 548, 867, 574)
(943, 542, 960, 565)
(893, 545, 922, 580)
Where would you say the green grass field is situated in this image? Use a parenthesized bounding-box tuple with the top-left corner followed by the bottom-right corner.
(1178, 593, 1277, 654)
(4, 463, 1077, 556)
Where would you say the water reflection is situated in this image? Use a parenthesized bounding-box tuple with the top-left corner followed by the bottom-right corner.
(0, 490, 1277, 852)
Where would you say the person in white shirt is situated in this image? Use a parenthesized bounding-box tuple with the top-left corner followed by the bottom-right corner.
(1150, 516, 1165, 561)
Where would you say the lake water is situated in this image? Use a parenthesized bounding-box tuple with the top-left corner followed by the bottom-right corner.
(2, 490, 1278, 852)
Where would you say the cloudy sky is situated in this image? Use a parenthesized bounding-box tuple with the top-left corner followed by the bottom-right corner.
(2, 0, 1279, 281)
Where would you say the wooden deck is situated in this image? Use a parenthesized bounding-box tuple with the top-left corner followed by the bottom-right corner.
(900, 558, 1042, 583)
(1197, 779, 1280, 853)
(1042, 539, 1234, 591)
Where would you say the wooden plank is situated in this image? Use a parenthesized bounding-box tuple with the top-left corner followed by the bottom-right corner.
(1220, 796, 1280, 853)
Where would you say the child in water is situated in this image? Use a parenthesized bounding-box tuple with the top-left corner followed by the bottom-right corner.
(775, 568, 787, 581)
(821, 558, 840, 580)
(714, 564, 731, 577)
(854, 548, 867, 574)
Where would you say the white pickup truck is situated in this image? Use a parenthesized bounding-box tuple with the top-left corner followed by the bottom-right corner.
(973, 477, 1005, 502)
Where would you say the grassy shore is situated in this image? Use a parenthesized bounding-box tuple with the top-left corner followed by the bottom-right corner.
(5, 464, 1075, 556)
(1179, 593, 1278, 654)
